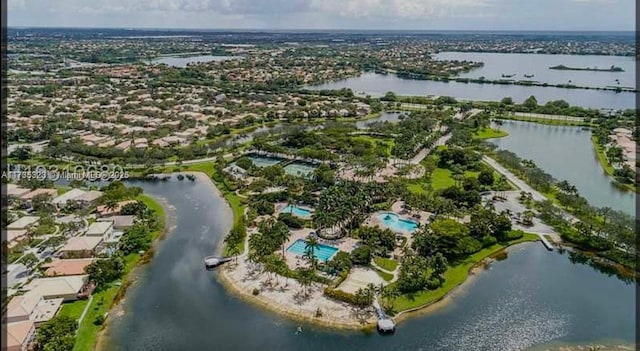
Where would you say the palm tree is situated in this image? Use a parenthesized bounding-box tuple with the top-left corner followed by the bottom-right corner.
(304, 237, 320, 270)
(104, 199, 118, 214)
(229, 245, 241, 264)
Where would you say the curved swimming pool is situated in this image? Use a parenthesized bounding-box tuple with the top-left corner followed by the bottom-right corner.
(377, 212, 419, 233)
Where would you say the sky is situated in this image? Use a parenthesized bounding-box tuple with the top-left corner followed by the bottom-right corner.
(7, 0, 636, 31)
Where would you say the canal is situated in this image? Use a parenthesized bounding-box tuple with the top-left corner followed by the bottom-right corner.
(490, 120, 635, 216)
(104, 177, 635, 351)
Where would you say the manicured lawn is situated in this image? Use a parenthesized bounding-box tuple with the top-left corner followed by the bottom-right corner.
(58, 300, 89, 320)
(374, 268, 394, 282)
(473, 128, 508, 140)
(374, 257, 398, 271)
(591, 136, 615, 176)
(431, 168, 480, 190)
(391, 233, 539, 312)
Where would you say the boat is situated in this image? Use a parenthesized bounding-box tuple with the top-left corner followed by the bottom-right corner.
(204, 256, 232, 269)
(524, 74, 535, 78)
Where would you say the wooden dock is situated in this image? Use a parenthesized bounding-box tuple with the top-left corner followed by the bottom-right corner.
(538, 235, 554, 251)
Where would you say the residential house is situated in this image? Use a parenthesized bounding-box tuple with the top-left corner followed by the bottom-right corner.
(5, 292, 64, 325)
(73, 190, 103, 208)
(20, 188, 58, 206)
(59, 237, 103, 258)
(42, 258, 96, 277)
(5, 230, 28, 248)
(7, 184, 30, 199)
(7, 216, 39, 231)
(52, 188, 86, 208)
(4, 320, 36, 351)
(85, 221, 114, 239)
(98, 215, 135, 230)
(23, 275, 89, 301)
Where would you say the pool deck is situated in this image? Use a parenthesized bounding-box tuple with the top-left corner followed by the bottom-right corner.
(365, 203, 430, 233)
(274, 202, 314, 219)
(283, 228, 358, 270)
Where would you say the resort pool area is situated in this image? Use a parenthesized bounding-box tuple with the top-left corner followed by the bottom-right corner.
(378, 212, 419, 233)
(281, 205, 313, 218)
(283, 162, 317, 177)
(287, 239, 338, 262)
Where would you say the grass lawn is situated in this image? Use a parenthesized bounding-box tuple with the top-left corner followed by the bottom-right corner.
(591, 136, 615, 175)
(473, 128, 508, 140)
(71, 194, 166, 351)
(374, 257, 399, 271)
(374, 268, 394, 282)
(431, 168, 480, 190)
(58, 300, 89, 320)
(391, 233, 539, 312)
(408, 166, 483, 194)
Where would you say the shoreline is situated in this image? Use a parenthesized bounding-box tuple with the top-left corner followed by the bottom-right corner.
(590, 136, 637, 193)
(94, 192, 175, 351)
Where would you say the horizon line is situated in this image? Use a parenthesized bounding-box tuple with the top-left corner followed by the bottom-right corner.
(6, 25, 635, 33)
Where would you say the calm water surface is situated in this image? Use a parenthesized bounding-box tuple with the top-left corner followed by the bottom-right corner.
(105, 178, 635, 351)
(356, 112, 405, 128)
(490, 120, 635, 215)
(309, 72, 634, 110)
(149, 55, 239, 67)
(434, 52, 636, 89)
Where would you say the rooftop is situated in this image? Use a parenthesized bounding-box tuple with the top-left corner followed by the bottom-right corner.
(52, 188, 87, 205)
(60, 236, 102, 251)
(7, 216, 40, 230)
(85, 221, 113, 236)
(42, 258, 96, 277)
(4, 320, 35, 349)
(24, 275, 88, 299)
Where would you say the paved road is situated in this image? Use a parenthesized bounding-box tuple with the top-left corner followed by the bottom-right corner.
(483, 155, 578, 224)
(482, 156, 547, 202)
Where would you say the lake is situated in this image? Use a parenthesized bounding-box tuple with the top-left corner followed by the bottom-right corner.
(355, 112, 405, 129)
(309, 72, 635, 110)
(434, 52, 636, 89)
(104, 177, 635, 351)
(148, 55, 239, 67)
(490, 120, 635, 215)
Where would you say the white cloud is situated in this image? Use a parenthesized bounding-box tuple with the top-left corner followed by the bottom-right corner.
(310, 0, 491, 20)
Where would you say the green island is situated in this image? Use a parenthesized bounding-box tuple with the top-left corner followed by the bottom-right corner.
(549, 64, 625, 72)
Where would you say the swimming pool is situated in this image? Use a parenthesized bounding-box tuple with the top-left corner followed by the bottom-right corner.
(377, 212, 419, 233)
(286, 239, 339, 262)
(281, 205, 313, 218)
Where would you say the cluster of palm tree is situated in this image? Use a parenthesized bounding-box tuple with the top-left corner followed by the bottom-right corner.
(313, 181, 395, 238)
(248, 218, 291, 263)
